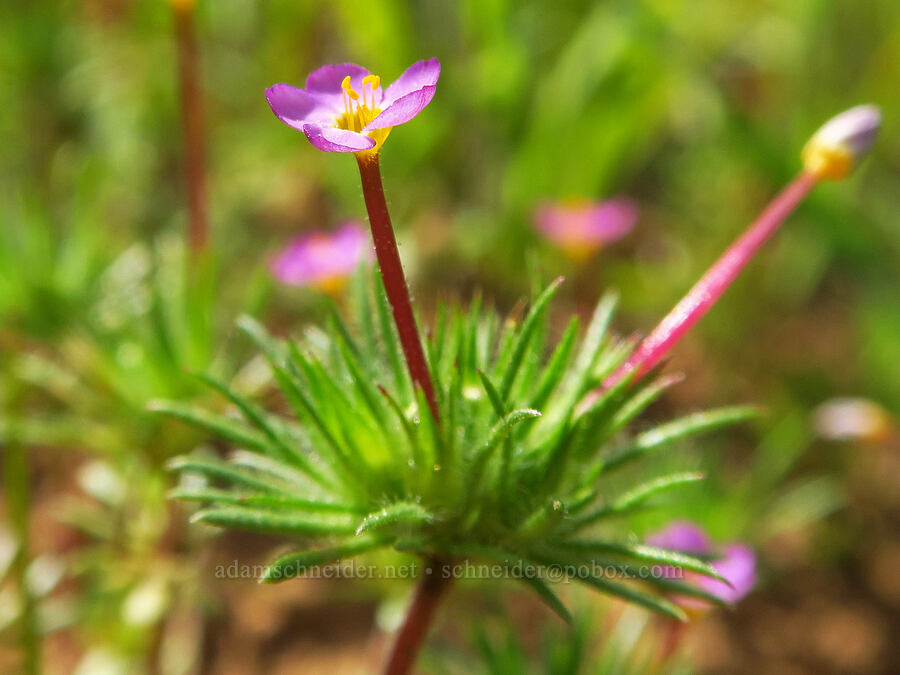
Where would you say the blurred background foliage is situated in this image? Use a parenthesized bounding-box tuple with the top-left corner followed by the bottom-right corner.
(1, 0, 898, 673)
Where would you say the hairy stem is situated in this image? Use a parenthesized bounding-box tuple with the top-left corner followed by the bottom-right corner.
(173, 1, 209, 256)
(383, 559, 452, 675)
(606, 171, 819, 387)
(356, 153, 440, 422)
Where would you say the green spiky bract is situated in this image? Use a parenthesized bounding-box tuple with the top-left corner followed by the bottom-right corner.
(155, 272, 759, 622)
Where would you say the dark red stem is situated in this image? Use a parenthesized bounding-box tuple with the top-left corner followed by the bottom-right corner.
(383, 559, 452, 675)
(174, 2, 209, 256)
(356, 154, 440, 422)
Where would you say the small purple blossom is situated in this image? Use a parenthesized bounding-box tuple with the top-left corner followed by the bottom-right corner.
(648, 520, 756, 610)
(533, 199, 637, 260)
(266, 59, 441, 154)
(270, 222, 370, 291)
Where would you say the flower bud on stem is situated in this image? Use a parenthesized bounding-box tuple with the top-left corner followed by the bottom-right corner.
(606, 171, 818, 386)
(605, 105, 880, 389)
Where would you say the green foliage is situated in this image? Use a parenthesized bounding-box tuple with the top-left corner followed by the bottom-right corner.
(159, 275, 758, 621)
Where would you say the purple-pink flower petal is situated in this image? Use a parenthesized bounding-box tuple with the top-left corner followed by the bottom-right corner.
(698, 544, 757, 604)
(535, 199, 638, 255)
(271, 223, 370, 288)
(265, 84, 335, 130)
(381, 58, 441, 108)
(647, 520, 756, 609)
(365, 85, 437, 131)
(304, 63, 371, 98)
(646, 521, 711, 555)
(302, 124, 375, 153)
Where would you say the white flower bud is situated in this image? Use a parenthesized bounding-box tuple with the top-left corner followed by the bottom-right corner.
(802, 105, 881, 179)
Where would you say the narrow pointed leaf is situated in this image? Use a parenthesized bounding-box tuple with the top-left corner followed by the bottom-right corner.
(531, 551, 686, 621)
(518, 575, 573, 624)
(191, 507, 356, 536)
(261, 535, 391, 583)
(150, 401, 274, 456)
(530, 316, 579, 411)
(356, 502, 435, 535)
(498, 277, 564, 400)
(552, 540, 727, 583)
(574, 472, 705, 528)
(167, 456, 290, 495)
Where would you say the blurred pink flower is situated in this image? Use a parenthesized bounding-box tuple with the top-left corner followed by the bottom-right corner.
(533, 199, 637, 260)
(648, 520, 756, 613)
(270, 222, 370, 293)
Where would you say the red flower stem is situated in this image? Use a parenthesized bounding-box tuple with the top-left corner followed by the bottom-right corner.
(607, 170, 819, 387)
(173, 2, 209, 256)
(383, 559, 452, 675)
(356, 153, 440, 422)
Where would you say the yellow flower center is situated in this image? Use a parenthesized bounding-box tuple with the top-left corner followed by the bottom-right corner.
(336, 75, 391, 154)
(801, 141, 853, 180)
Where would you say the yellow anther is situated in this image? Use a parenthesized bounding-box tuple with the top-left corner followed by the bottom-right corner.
(334, 71, 390, 155)
(341, 75, 360, 101)
(360, 75, 381, 107)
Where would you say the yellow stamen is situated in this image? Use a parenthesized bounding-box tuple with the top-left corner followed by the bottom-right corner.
(361, 75, 380, 107)
(341, 75, 360, 102)
(335, 71, 389, 155)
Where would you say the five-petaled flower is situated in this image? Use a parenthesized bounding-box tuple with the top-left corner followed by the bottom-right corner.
(265, 59, 441, 156)
(648, 521, 756, 615)
(270, 222, 370, 293)
(534, 199, 637, 261)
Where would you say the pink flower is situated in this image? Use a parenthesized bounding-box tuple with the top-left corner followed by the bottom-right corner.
(534, 199, 637, 261)
(265, 59, 441, 156)
(270, 222, 370, 292)
(648, 520, 756, 612)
